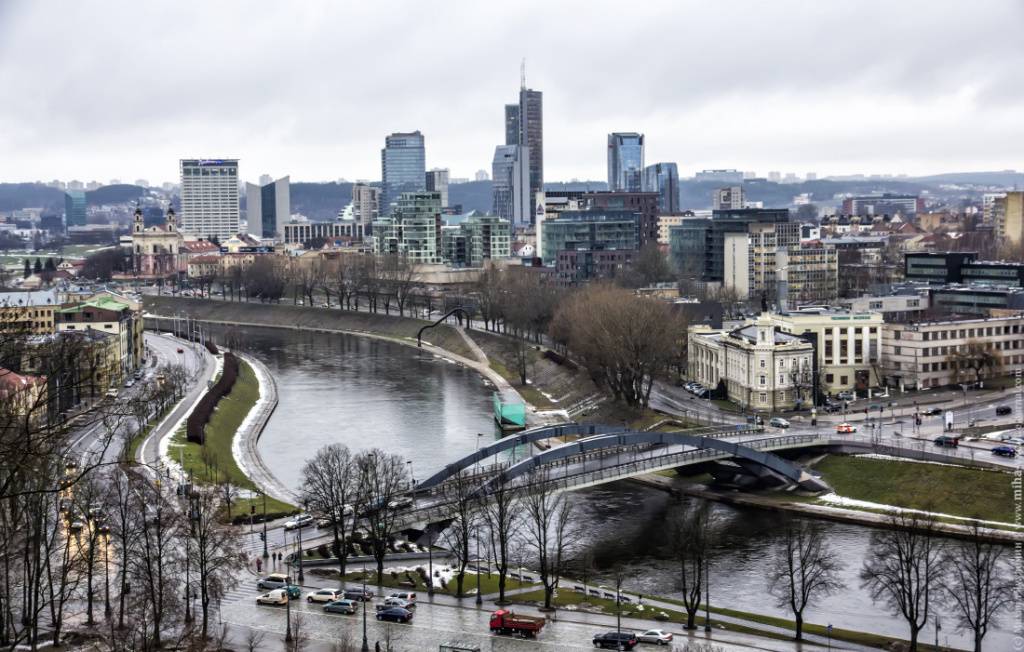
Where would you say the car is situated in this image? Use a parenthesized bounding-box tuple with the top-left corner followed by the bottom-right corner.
(836, 391, 855, 401)
(835, 423, 857, 434)
(256, 589, 288, 606)
(1006, 437, 1024, 446)
(387, 497, 413, 510)
(134, 370, 143, 380)
(992, 445, 1017, 458)
(694, 388, 709, 399)
(256, 573, 292, 590)
(636, 629, 674, 645)
(324, 599, 358, 614)
(378, 596, 416, 610)
(375, 607, 413, 623)
(123, 379, 135, 388)
(105, 389, 119, 399)
(922, 407, 943, 416)
(996, 406, 1013, 416)
(307, 588, 341, 603)
(283, 584, 301, 599)
(343, 587, 374, 602)
(934, 435, 959, 448)
(769, 417, 790, 429)
(593, 632, 639, 650)
(284, 514, 315, 530)
(745, 415, 764, 426)
(176, 348, 184, 354)
(388, 591, 417, 603)
(822, 401, 843, 413)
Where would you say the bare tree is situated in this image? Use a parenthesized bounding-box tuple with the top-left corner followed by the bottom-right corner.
(356, 450, 409, 581)
(439, 470, 479, 597)
(131, 479, 183, 648)
(860, 511, 944, 652)
(939, 522, 1014, 652)
(948, 340, 1002, 385)
(669, 502, 713, 630)
(185, 486, 245, 640)
(520, 473, 578, 610)
(300, 444, 358, 576)
(244, 626, 267, 652)
(481, 481, 520, 604)
(378, 254, 419, 317)
(766, 517, 845, 640)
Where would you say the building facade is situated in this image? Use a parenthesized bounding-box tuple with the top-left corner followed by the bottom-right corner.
(245, 175, 290, 240)
(351, 183, 380, 233)
(554, 248, 636, 288)
(540, 210, 639, 264)
(0, 289, 59, 334)
(994, 191, 1024, 245)
(380, 131, 426, 211)
(491, 145, 531, 226)
(583, 191, 660, 247)
(179, 159, 240, 240)
(671, 209, 795, 284)
(688, 314, 815, 411)
(643, 162, 679, 214)
(64, 190, 86, 228)
(518, 89, 543, 214)
(425, 169, 450, 208)
(283, 219, 365, 245)
(713, 186, 745, 210)
(57, 294, 143, 381)
(372, 191, 443, 263)
(131, 207, 184, 278)
(441, 215, 511, 267)
(607, 133, 645, 192)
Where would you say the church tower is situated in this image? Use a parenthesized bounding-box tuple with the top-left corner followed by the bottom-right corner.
(166, 207, 177, 233)
(133, 206, 143, 234)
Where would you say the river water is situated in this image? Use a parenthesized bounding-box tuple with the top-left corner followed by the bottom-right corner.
(228, 324, 1013, 651)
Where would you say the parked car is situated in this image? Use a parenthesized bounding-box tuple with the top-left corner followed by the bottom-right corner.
(176, 348, 184, 354)
(377, 597, 416, 611)
(769, 417, 790, 429)
(323, 599, 358, 614)
(256, 589, 288, 606)
(256, 573, 292, 590)
(307, 588, 341, 603)
(284, 514, 315, 531)
(835, 423, 857, 434)
(375, 607, 413, 623)
(1006, 437, 1024, 446)
(593, 632, 639, 650)
(822, 401, 843, 413)
(388, 591, 417, 603)
(123, 379, 135, 388)
(836, 391, 855, 401)
(934, 435, 959, 448)
(996, 406, 1013, 416)
(637, 629, 674, 645)
(992, 445, 1017, 457)
(922, 407, 943, 416)
(343, 587, 374, 602)
(694, 388, 709, 399)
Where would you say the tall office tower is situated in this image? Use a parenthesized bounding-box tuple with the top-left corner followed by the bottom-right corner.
(492, 145, 531, 226)
(351, 183, 380, 233)
(607, 133, 645, 192)
(425, 168, 450, 207)
(64, 190, 86, 228)
(504, 104, 521, 146)
(380, 131, 426, 211)
(258, 174, 273, 186)
(245, 175, 290, 240)
(179, 159, 240, 240)
(643, 162, 680, 214)
(475, 169, 490, 181)
(518, 89, 543, 216)
(713, 186, 745, 210)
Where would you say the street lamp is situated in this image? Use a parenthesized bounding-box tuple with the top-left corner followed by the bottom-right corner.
(297, 498, 308, 584)
(704, 554, 711, 633)
(427, 527, 435, 597)
(261, 491, 269, 559)
(285, 582, 293, 643)
(102, 530, 112, 618)
(475, 534, 482, 606)
(361, 575, 370, 652)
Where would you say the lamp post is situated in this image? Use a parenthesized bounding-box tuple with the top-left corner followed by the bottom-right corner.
(704, 553, 711, 633)
(184, 495, 193, 625)
(103, 531, 111, 618)
(361, 575, 370, 652)
(284, 585, 293, 643)
(261, 491, 269, 559)
(475, 534, 482, 606)
(427, 527, 435, 597)
(297, 499, 307, 584)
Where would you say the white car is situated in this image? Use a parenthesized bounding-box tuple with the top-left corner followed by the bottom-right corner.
(637, 629, 674, 645)
(284, 514, 315, 530)
(306, 588, 341, 604)
(256, 589, 288, 606)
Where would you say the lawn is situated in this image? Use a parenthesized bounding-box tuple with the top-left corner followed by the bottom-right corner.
(813, 454, 1015, 523)
(487, 358, 557, 409)
(167, 358, 295, 516)
(318, 568, 537, 598)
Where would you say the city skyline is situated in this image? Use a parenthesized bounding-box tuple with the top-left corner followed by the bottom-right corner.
(1, 1, 1022, 183)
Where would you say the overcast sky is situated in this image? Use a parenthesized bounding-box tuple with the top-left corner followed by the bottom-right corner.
(1, 0, 1022, 185)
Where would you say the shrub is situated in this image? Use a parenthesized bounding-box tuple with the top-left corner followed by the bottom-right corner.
(543, 348, 578, 371)
(204, 341, 219, 355)
(317, 543, 330, 558)
(186, 351, 240, 444)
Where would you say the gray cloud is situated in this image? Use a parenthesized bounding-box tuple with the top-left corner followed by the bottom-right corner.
(1, 0, 1021, 184)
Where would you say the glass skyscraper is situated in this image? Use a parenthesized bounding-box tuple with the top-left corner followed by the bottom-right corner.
(492, 144, 530, 225)
(381, 131, 426, 212)
(607, 133, 645, 192)
(245, 176, 290, 239)
(64, 190, 86, 228)
(519, 89, 543, 214)
(643, 162, 680, 213)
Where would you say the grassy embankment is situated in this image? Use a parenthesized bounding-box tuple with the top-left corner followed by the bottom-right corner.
(143, 296, 473, 359)
(168, 358, 295, 517)
(316, 568, 537, 597)
(812, 454, 1014, 523)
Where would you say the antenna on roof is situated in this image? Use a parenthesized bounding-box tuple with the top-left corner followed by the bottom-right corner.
(520, 58, 526, 90)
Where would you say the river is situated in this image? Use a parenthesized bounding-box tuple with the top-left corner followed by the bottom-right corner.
(226, 324, 1014, 651)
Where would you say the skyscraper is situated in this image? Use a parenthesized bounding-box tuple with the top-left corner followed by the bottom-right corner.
(245, 175, 290, 240)
(518, 89, 543, 214)
(643, 162, 679, 214)
(504, 104, 520, 146)
(425, 168, 450, 208)
(64, 190, 86, 228)
(179, 159, 240, 240)
(492, 145, 531, 226)
(607, 133, 645, 192)
(351, 183, 380, 233)
(380, 131, 426, 211)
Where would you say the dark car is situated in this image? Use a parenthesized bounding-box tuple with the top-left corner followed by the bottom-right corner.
(593, 632, 639, 650)
(996, 406, 1013, 416)
(823, 401, 843, 413)
(992, 445, 1017, 458)
(922, 407, 943, 416)
(343, 587, 374, 602)
(934, 435, 959, 448)
(375, 607, 413, 623)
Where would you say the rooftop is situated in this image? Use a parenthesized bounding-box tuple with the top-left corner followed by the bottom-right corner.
(0, 289, 60, 308)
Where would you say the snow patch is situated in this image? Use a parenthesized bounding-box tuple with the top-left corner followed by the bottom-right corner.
(817, 493, 1022, 529)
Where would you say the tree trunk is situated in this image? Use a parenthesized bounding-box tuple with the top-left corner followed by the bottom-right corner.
(685, 609, 696, 630)
(794, 613, 803, 640)
(908, 625, 919, 652)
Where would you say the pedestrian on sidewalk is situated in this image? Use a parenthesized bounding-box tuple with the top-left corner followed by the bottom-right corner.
(256, 557, 262, 573)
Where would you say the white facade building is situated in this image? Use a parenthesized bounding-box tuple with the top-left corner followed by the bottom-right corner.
(180, 159, 240, 240)
(245, 175, 290, 240)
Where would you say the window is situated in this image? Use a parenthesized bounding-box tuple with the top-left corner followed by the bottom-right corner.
(894, 330, 901, 340)
(894, 346, 901, 355)
(779, 374, 785, 384)
(825, 373, 834, 383)
(760, 359, 766, 368)
(760, 393, 767, 403)
(840, 376, 848, 385)
(869, 301, 882, 310)
(760, 375, 766, 385)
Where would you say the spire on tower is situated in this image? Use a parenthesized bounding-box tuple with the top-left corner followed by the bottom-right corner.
(520, 58, 526, 90)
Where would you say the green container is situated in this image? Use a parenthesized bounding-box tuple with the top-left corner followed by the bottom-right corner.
(493, 392, 526, 429)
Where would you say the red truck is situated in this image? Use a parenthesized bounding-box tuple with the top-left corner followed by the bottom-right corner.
(489, 609, 546, 637)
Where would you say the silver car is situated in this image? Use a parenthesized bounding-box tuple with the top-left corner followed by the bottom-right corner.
(637, 629, 674, 645)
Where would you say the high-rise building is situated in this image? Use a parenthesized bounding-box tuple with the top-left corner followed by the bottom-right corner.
(179, 159, 240, 240)
(380, 131, 426, 211)
(669, 208, 796, 283)
(371, 191, 443, 263)
(504, 104, 520, 146)
(475, 169, 490, 181)
(583, 191, 660, 247)
(519, 89, 543, 213)
(245, 175, 290, 240)
(643, 162, 679, 214)
(351, 183, 380, 233)
(492, 145, 531, 226)
(540, 210, 640, 264)
(713, 186, 745, 210)
(995, 192, 1024, 245)
(767, 171, 782, 183)
(64, 190, 86, 228)
(607, 133, 645, 192)
(258, 174, 273, 186)
(425, 168, 450, 208)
